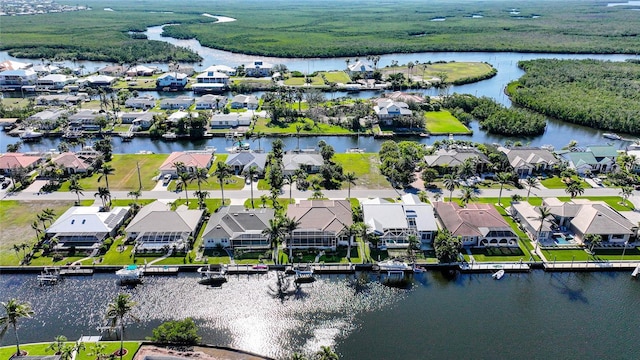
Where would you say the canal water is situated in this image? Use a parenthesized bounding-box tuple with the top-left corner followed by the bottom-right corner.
(1, 271, 638, 359)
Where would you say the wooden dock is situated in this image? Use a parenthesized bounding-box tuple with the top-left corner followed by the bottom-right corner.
(543, 261, 640, 272)
(142, 266, 179, 275)
(312, 263, 355, 274)
(59, 267, 94, 276)
(225, 264, 269, 274)
(459, 262, 531, 273)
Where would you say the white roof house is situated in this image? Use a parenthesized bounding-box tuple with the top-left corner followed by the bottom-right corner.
(195, 94, 227, 110)
(156, 72, 188, 88)
(0, 69, 38, 86)
(210, 112, 252, 128)
(36, 74, 75, 90)
(499, 146, 559, 176)
(373, 99, 412, 123)
(282, 153, 324, 174)
(230, 94, 259, 109)
(348, 60, 374, 73)
(192, 71, 229, 93)
(45, 206, 130, 248)
(362, 194, 438, 249)
(204, 65, 236, 76)
(244, 61, 274, 77)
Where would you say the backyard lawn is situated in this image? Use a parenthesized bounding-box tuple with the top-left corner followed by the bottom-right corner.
(59, 154, 168, 191)
(333, 153, 391, 189)
(252, 118, 352, 135)
(321, 71, 351, 83)
(540, 176, 591, 189)
(424, 110, 471, 134)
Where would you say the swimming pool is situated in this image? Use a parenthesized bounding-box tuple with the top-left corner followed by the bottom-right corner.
(553, 234, 574, 245)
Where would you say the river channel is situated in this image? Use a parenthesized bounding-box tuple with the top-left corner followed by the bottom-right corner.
(2, 24, 640, 154)
(1, 271, 638, 359)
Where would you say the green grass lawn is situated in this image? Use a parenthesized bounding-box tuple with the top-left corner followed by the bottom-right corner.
(424, 110, 471, 134)
(333, 153, 391, 189)
(321, 71, 351, 83)
(59, 154, 167, 191)
(540, 176, 591, 189)
(284, 75, 324, 86)
(0, 342, 140, 360)
(538, 248, 640, 262)
(555, 196, 635, 212)
(252, 118, 352, 135)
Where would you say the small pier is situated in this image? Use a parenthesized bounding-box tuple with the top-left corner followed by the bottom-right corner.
(59, 267, 94, 276)
(142, 266, 179, 275)
(459, 262, 531, 273)
(225, 264, 269, 274)
(312, 263, 356, 274)
(543, 261, 640, 272)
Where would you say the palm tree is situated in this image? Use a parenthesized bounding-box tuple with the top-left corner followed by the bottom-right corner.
(127, 189, 141, 206)
(94, 186, 111, 209)
(315, 346, 339, 360)
(283, 173, 295, 205)
(620, 186, 633, 206)
(42, 208, 56, 225)
(105, 293, 137, 360)
(459, 186, 477, 207)
(68, 175, 84, 204)
(524, 176, 539, 201)
(46, 335, 68, 354)
(193, 167, 209, 193)
(295, 124, 303, 151)
(214, 162, 232, 206)
(495, 172, 513, 206)
(534, 206, 553, 253)
(344, 172, 357, 201)
(243, 165, 258, 208)
(262, 217, 283, 264)
(442, 174, 458, 202)
(565, 181, 585, 199)
(585, 233, 602, 253)
(176, 170, 193, 206)
(0, 298, 35, 356)
(194, 190, 210, 210)
(281, 216, 301, 262)
(97, 164, 115, 191)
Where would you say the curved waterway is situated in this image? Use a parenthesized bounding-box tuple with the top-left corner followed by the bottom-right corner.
(1, 271, 639, 359)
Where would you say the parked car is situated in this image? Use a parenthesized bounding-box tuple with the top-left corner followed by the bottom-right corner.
(162, 174, 172, 185)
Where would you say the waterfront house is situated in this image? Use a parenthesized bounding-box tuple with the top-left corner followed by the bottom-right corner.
(202, 206, 275, 250)
(0, 60, 32, 72)
(0, 69, 37, 88)
(0, 153, 43, 176)
(195, 94, 227, 110)
(192, 70, 229, 93)
(230, 94, 259, 110)
(244, 61, 274, 77)
(131, 112, 156, 130)
(45, 206, 130, 250)
(499, 146, 559, 176)
(126, 65, 157, 77)
(560, 145, 620, 174)
(423, 147, 490, 174)
(166, 110, 198, 124)
(510, 202, 556, 244)
(156, 72, 188, 89)
(169, 63, 195, 76)
(98, 65, 127, 77)
(204, 64, 236, 76)
(285, 200, 353, 250)
(36, 74, 76, 90)
(210, 112, 252, 129)
(83, 75, 115, 88)
(158, 151, 214, 177)
(347, 60, 374, 78)
(36, 94, 87, 106)
(159, 96, 194, 110)
(384, 91, 426, 104)
(125, 95, 156, 109)
(68, 110, 103, 130)
(225, 152, 268, 175)
(433, 202, 519, 247)
(282, 152, 324, 175)
(362, 194, 438, 249)
(32, 64, 61, 75)
(52, 151, 99, 175)
(626, 149, 640, 173)
(26, 108, 68, 130)
(373, 99, 412, 125)
(125, 200, 203, 252)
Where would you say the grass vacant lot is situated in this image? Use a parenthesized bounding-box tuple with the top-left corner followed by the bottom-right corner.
(383, 62, 495, 84)
(540, 176, 591, 189)
(252, 118, 352, 135)
(321, 71, 351, 83)
(1, 342, 140, 360)
(333, 153, 391, 189)
(424, 110, 471, 134)
(284, 75, 323, 86)
(60, 154, 167, 191)
(542, 247, 640, 262)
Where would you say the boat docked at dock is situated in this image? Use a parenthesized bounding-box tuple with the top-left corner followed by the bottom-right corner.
(294, 268, 316, 284)
(632, 265, 640, 278)
(116, 264, 143, 284)
(492, 269, 505, 280)
(198, 264, 227, 285)
(19, 127, 43, 141)
(377, 259, 411, 271)
(37, 267, 61, 285)
(603, 133, 622, 140)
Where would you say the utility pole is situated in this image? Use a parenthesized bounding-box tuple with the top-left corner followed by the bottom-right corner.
(137, 161, 142, 191)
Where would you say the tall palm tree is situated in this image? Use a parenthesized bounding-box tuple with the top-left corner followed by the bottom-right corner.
(127, 189, 141, 206)
(262, 217, 283, 264)
(584, 233, 602, 253)
(344, 172, 357, 201)
(295, 124, 303, 151)
(459, 186, 477, 207)
(283, 173, 295, 205)
(281, 216, 301, 262)
(565, 181, 585, 199)
(94, 186, 111, 209)
(193, 167, 209, 193)
(176, 170, 193, 206)
(98, 164, 115, 191)
(105, 293, 137, 360)
(214, 162, 232, 206)
(620, 186, 633, 206)
(42, 208, 56, 226)
(534, 206, 553, 253)
(68, 175, 84, 204)
(0, 298, 35, 356)
(442, 174, 457, 202)
(243, 165, 258, 208)
(524, 176, 539, 201)
(496, 172, 513, 206)
(315, 346, 339, 360)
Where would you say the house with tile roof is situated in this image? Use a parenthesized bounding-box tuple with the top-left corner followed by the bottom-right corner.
(285, 200, 353, 250)
(158, 151, 214, 177)
(499, 146, 559, 176)
(52, 152, 99, 175)
(282, 152, 324, 175)
(0, 153, 43, 175)
(362, 194, 438, 249)
(45, 206, 130, 250)
(202, 206, 275, 249)
(225, 152, 268, 175)
(433, 202, 518, 247)
(423, 147, 490, 173)
(126, 200, 204, 252)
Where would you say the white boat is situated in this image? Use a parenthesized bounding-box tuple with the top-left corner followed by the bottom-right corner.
(19, 128, 43, 141)
(492, 269, 505, 280)
(116, 265, 143, 283)
(294, 269, 316, 284)
(198, 265, 227, 285)
(603, 133, 622, 140)
(37, 267, 61, 284)
(632, 265, 640, 278)
(162, 132, 177, 140)
(377, 260, 411, 271)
